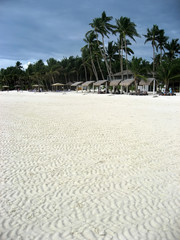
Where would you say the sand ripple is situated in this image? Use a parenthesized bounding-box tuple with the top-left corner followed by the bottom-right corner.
(0, 92, 180, 240)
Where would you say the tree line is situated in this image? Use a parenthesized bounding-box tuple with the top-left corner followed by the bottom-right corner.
(0, 11, 180, 91)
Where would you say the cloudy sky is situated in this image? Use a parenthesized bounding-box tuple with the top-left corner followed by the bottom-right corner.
(0, 0, 179, 69)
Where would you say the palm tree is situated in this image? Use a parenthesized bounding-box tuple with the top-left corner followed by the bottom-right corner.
(89, 11, 116, 80)
(83, 31, 99, 81)
(144, 24, 161, 93)
(165, 39, 180, 60)
(46, 58, 61, 85)
(116, 37, 134, 74)
(156, 59, 180, 90)
(156, 30, 169, 63)
(106, 41, 118, 77)
(115, 17, 140, 77)
(81, 46, 92, 81)
(129, 57, 147, 91)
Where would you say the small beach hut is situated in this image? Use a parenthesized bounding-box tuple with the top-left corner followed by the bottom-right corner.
(120, 79, 135, 93)
(139, 78, 154, 92)
(65, 81, 73, 91)
(93, 80, 109, 93)
(2, 85, 9, 91)
(81, 81, 95, 92)
(32, 84, 43, 92)
(71, 82, 82, 91)
(109, 79, 122, 93)
(52, 83, 64, 91)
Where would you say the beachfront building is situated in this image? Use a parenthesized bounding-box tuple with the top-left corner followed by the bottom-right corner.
(93, 80, 109, 93)
(113, 70, 133, 80)
(138, 78, 154, 92)
(112, 70, 156, 93)
(32, 84, 44, 92)
(51, 83, 64, 91)
(71, 82, 82, 91)
(2, 85, 9, 91)
(81, 81, 95, 92)
(109, 80, 122, 93)
(120, 79, 135, 93)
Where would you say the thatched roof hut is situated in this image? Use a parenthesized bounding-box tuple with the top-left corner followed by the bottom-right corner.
(32, 84, 43, 91)
(2, 85, 9, 91)
(52, 83, 64, 86)
(71, 82, 82, 87)
(120, 79, 135, 93)
(93, 80, 108, 87)
(71, 81, 82, 91)
(52, 83, 64, 91)
(32, 84, 43, 87)
(139, 78, 154, 86)
(93, 80, 109, 93)
(109, 80, 121, 86)
(81, 81, 95, 87)
(120, 79, 135, 87)
(81, 81, 95, 92)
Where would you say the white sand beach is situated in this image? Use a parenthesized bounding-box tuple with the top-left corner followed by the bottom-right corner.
(0, 91, 180, 240)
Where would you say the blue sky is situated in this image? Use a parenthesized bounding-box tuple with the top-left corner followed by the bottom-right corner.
(0, 0, 179, 69)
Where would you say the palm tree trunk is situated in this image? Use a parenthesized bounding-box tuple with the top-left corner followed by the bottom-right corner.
(96, 55, 104, 80)
(153, 44, 156, 94)
(95, 32, 111, 80)
(121, 37, 123, 80)
(109, 59, 113, 79)
(83, 63, 88, 81)
(124, 36, 129, 79)
(91, 58, 98, 81)
(52, 75, 55, 84)
(101, 35, 112, 80)
(160, 47, 162, 64)
(89, 45, 98, 81)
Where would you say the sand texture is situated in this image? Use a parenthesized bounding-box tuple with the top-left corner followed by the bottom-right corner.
(0, 91, 180, 240)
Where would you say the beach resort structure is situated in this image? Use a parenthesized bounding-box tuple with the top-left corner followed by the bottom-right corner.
(81, 81, 95, 92)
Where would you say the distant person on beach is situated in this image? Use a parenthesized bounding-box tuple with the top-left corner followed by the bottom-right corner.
(169, 88, 172, 95)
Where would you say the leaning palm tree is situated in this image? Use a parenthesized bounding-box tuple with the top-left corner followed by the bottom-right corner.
(89, 11, 116, 80)
(83, 31, 99, 81)
(115, 17, 140, 77)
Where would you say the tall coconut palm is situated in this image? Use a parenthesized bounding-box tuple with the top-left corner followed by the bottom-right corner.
(81, 46, 92, 81)
(83, 31, 99, 81)
(46, 58, 62, 85)
(144, 24, 161, 93)
(106, 41, 118, 77)
(93, 43, 105, 80)
(116, 37, 134, 74)
(156, 30, 169, 63)
(165, 38, 180, 60)
(144, 25, 160, 73)
(115, 17, 140, 78)
(89, 11, 116, 80)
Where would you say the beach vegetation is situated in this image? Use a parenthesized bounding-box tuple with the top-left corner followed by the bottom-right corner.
(0, 12, 179, 92)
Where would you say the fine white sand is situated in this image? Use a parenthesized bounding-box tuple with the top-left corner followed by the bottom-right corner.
(0, 91, 180, 240)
